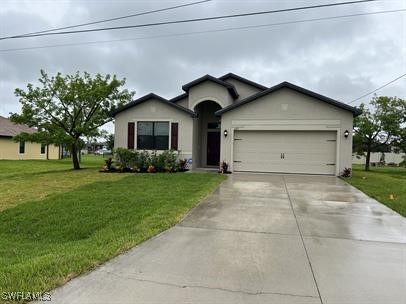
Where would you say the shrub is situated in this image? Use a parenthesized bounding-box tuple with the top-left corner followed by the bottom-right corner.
(105, 157, 114, 170)
(112, 148, 180, 173)
(178, 159, 188, 172)
(100, 157, 115, 172)
(136, 150, 150, 172)
(220, 161, 231, 174)
(114, 148, 136, 171)
(149, 151, 159, 170)
(147, 165, 156, 173)
(161, 150, 178, 172)
(341, 167, 352, 178)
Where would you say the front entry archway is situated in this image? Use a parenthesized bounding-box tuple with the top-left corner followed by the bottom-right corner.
(193, 100, 222, 168)
(207, 131, 220, 166)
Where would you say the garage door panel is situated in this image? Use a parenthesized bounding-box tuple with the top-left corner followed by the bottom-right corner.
(233, 131, 336, 175)
(234, 160, 335, 175)
(285, 151, 335, 162)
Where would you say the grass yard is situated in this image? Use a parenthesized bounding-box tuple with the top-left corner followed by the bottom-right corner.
(0, 156, 225, 302)
(346, 164, 406, 216)
(0, 156, 123, 211)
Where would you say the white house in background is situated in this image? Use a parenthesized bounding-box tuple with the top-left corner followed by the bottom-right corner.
(353, 152, 405, 165)
(111, 73, 360, 176)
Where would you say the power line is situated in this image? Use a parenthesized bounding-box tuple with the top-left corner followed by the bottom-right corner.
(347, 73, 406, 104)
(0, 0, 212, 40)
(1, 8, 403, 53)
(0, 0, 377, 40)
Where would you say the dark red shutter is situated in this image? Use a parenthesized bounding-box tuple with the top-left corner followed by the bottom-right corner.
(127, 122, 135, 149)
(171, 123, 178, 150)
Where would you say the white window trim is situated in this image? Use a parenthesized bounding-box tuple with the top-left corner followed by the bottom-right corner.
(133, 119, 175, 151)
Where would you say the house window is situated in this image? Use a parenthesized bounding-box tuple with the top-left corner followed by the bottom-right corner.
(19, 141, 25, 154)
(137, 121, 169, 150)
(41, 143, 46, 154)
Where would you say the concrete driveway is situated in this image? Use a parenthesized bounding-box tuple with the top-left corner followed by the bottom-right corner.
(48, 173, 406, 304)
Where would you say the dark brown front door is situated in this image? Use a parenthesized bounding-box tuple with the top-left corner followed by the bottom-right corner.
(207, 131, 220, 166)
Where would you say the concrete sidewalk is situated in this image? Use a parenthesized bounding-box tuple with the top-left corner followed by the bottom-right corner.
(47, 173, 406, 304)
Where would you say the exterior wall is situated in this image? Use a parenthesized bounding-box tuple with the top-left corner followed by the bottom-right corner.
(114, 98, 193, 160)
(48, 144, 60, 159)
(220, 88, 354, 176)
(0, 137, 59, 160)
(175, 97, 188, 108)
(188, 80, 234, 110)
(352, 152, 405, 165)
(222, 78, 263, 101)
(192, 118, 200, 167)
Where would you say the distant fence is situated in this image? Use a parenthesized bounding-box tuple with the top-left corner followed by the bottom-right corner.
(352, 152, 405, 165)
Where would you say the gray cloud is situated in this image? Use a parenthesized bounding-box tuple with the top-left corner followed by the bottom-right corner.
(1, 0, 405, 127)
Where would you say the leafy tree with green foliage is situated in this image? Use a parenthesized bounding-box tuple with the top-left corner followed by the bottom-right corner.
(354, 95, 405, 171)
(392, 125, 406, 167)
(105, 133, 115, 151)
(11, 70, 134, 169)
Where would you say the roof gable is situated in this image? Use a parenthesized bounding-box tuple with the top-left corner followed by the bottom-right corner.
(182, 74, 239, 99)
(219, 73, 267, 91)
(0, 116, 37, 137)
(110, 93, 196, 117)
(169, 92, 188, 103)
(215, 81, 360, 116)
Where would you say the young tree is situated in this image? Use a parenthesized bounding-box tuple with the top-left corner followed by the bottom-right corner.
(11, 70, 134, 169)
(354, 95, 405, 171)
(104, 133, 115, 151)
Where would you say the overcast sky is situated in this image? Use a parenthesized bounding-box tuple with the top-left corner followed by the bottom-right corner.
(1, 0, 405, 133)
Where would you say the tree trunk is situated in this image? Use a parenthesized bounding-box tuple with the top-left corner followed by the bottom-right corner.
(365, 148, 371, 171)
(46, 144, 49, 160)
(71, 143, 81, 170)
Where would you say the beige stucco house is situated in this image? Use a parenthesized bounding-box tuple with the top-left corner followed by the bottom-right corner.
(0, 116, 60, 160)
(112, 73, 360, 176)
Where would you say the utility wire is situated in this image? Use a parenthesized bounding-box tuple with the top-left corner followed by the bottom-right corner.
(347, 73, 406, 104)
(0, 0, 211, 40)
(1, 8, 403, 53)
(0, 0, 377, 40)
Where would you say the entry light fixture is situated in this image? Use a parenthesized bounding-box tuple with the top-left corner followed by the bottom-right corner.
(224, 129, 228, 137)
(344, 130, 349, 138)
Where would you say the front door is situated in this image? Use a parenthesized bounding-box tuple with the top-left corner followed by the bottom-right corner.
(207, 131, 220, 166)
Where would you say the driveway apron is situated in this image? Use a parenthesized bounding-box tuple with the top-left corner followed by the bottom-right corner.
(46, 173, 406, 304)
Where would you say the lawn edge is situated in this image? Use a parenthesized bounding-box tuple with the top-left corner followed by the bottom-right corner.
(340, 177, 405, 217)
(177, 174, 228, 225)
(46, 173, 227, 295)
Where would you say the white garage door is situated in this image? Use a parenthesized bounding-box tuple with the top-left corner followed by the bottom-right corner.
(233, 130, 337, 175)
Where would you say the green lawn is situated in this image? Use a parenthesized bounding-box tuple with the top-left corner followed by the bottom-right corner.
(0, 156, 225, 301)
(345, 165, 406, 216)
(0, 156, 123, 211)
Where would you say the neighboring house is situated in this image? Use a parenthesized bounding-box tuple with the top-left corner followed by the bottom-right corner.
(353, 152, 405, 165)
(0, 116, 60, 160)
(85, 141, 107, 153)
(112, 73, 360, 176)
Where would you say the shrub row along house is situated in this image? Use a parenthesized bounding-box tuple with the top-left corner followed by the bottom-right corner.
(0, 116, 60, 160)
(112, 73, 360, 176)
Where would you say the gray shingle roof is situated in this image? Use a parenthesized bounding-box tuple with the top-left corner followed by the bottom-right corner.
(215, 81, 361, 116)
(0, 116, 37, 137)
(182, 74, 239, 99)
(218, 73, 268, 90)
(110, 93, 196, 117)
